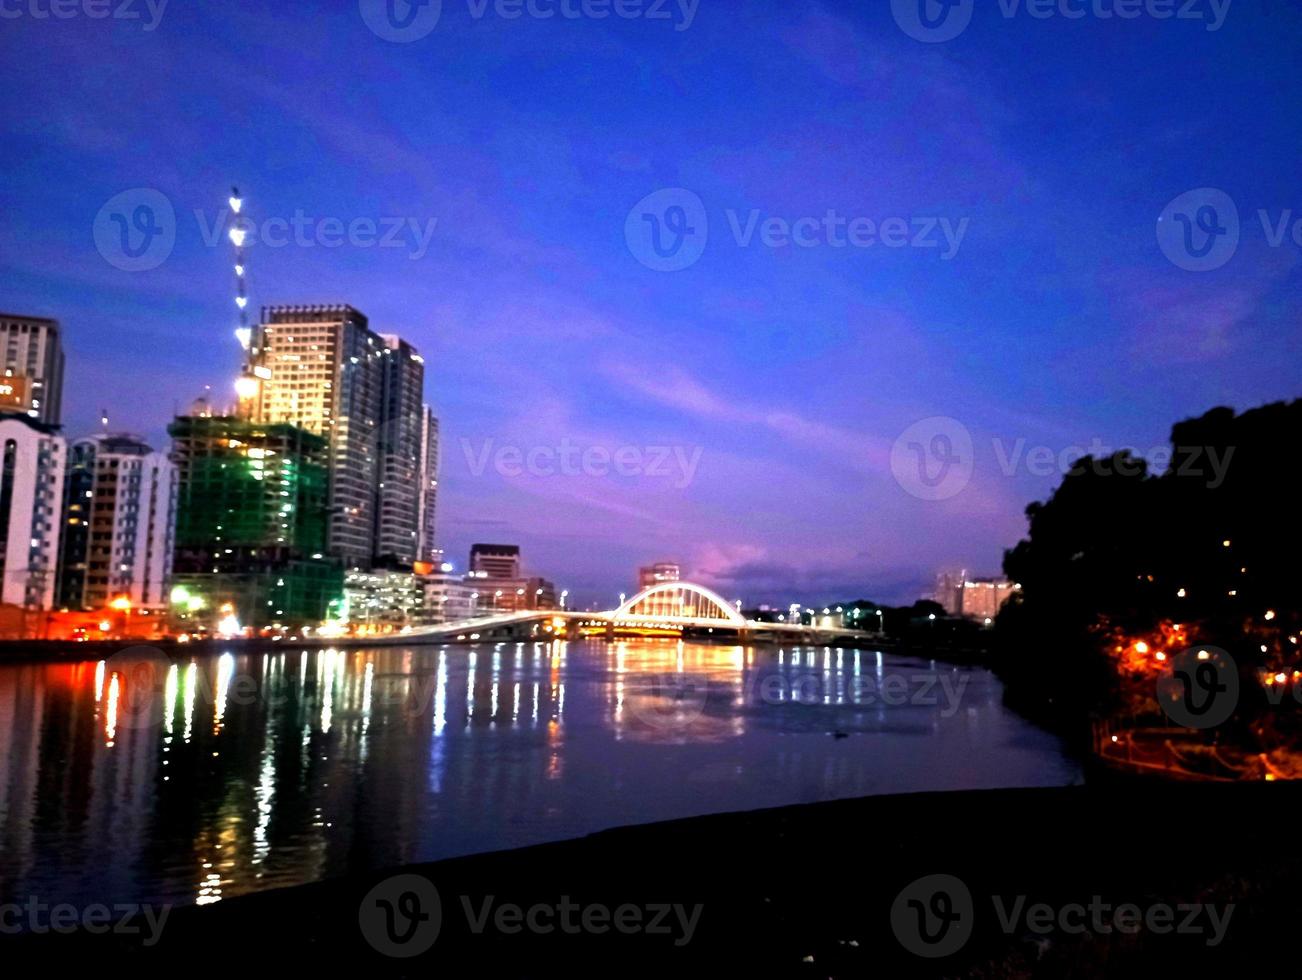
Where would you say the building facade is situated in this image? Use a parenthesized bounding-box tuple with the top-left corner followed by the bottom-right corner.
(956, 577, 1017, 622)
(374, 335, 425, 566)
(637, 562, 681, 591)
(417, 408, 439, 563)
(168, 412, 342, 629)
(0, 314, 65, 425)
(344, 567, 424, 632)
(420, 566, 478, 624)
(252, 305, 384, 568)
(0, 414, 66, 609)
(469, 543, 521, 580)
(56, 434, 175, 611)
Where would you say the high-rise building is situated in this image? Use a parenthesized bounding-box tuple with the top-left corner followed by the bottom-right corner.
(0, 414, 66, 609)
(469, 543, 521, 580)
(56, 434, 175, 611)
(0, 314, 65, 425)
(373, 335, 426, 566)
(252, 305, 384, 568)
(416, 408, 439, 563)
(637, 562, 681, 591)
(168, 411, 342, 629)
(956, 577, 1017, 623)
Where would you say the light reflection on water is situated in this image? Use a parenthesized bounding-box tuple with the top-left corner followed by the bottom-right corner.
(0, 639, 1079, 909)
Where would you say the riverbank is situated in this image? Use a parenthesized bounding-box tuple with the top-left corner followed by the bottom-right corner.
(13, 781, 1299, 977)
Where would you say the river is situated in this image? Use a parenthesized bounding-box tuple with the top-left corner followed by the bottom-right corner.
(0, 639, 1080, 909)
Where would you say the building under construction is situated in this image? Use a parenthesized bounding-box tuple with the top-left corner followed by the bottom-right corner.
(168, 411, 342, 629)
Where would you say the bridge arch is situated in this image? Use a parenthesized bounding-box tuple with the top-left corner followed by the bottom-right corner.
(612, 581, 746, 626)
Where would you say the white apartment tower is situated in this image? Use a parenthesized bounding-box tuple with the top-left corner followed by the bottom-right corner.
(0, 415, 66, 609)
(57, 434, 176, 610)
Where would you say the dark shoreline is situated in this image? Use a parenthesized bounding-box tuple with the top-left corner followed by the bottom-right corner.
(12, 781, 1299, 977)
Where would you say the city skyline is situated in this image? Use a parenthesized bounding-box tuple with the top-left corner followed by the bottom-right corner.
(3, 4, 1299, 606)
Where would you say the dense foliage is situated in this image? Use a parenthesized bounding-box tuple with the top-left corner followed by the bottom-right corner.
(997, 400, 1301, 738)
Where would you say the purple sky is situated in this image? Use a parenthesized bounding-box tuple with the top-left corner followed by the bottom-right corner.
(2, 1, 1299, 607)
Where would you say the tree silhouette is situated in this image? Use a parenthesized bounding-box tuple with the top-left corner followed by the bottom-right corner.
(997, 399, 1302, 737)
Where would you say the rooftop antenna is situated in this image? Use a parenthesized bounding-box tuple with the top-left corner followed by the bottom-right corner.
(229, 187, 261, 415)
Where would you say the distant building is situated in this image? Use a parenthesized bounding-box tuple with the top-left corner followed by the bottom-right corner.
(932, 569, 964, 616)
(637, 562, 681, 591)
(0, 414, 66, 609)
(957, 577, 1017, 622)
(168, 412, 343, 629)
(416, 408, 439, 562)
(469, 543, 521, 580)
(419, 565, 479, 624)
(344, 567, 424, 631)
(0, 314, 65, 425)
(473, 576, 557, 614)
(464, 545, 556, 613)
(56, 434, 175, 611)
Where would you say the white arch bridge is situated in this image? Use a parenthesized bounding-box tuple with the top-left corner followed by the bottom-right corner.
(382, 581, 869, 645)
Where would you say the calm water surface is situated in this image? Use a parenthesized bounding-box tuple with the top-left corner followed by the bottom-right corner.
(0, 640, 1080, 908)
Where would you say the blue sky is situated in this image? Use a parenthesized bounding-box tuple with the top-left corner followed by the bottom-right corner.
(2, 0, 1299, 606)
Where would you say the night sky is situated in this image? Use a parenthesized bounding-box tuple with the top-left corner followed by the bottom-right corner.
(2, 1, 1299, 607)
